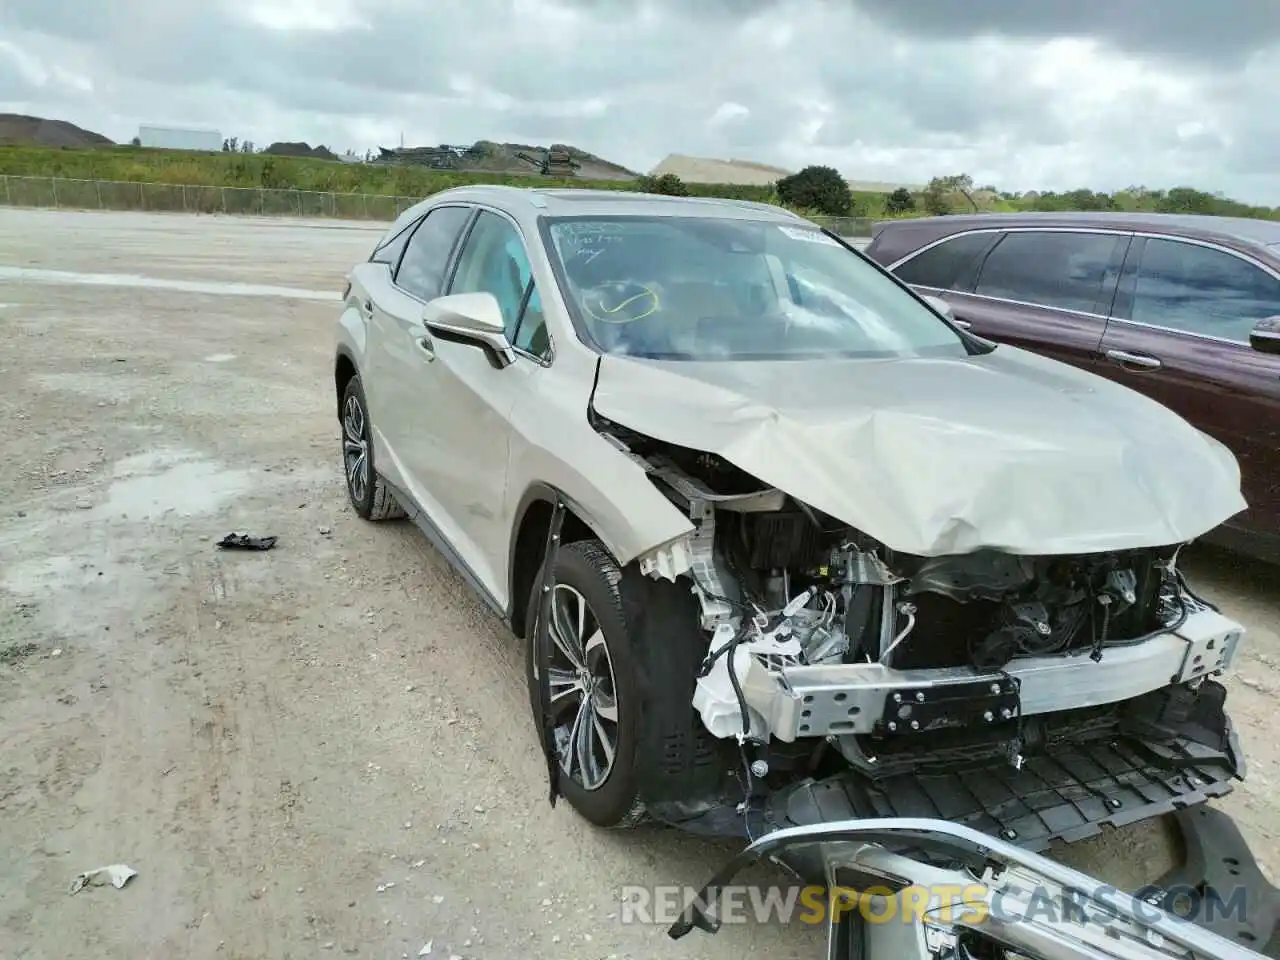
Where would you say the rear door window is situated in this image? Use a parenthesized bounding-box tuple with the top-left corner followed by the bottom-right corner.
(974, 231, 1124, 314)
(893, 232, 998, 291)
(370, 216, 422, 268)
(394, 205, 474, 301)
(1130, 238, 1280, 343)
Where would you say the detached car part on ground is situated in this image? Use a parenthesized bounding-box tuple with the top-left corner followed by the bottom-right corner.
(334, 186, 1259, 948)
(670, 811, 1280, 958)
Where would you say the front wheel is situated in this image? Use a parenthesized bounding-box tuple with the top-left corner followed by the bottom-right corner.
(526, 540, 641, 826)
(525, 539, 730, 828)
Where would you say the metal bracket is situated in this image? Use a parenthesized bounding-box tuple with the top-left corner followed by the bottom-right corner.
(535, 500, 567, 807)
(1145, 804, 1280, 951)
(687, 499, 736, 629)
(874, 678, 1021, 736)
(1173, 607, 1243, 683)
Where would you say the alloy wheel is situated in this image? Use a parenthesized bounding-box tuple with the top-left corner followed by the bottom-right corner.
(543, 583, 620, 791)
(342, 393, 369, 504)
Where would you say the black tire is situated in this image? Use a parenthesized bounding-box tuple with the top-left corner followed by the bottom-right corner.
(340, 375, 405, 521)
(525, 539, 730, 828)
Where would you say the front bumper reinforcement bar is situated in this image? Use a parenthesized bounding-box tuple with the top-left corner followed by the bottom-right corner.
(767, 607, 1242, 740)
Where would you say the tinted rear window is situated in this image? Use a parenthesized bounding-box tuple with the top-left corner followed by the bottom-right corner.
(974, 231, 1123, 314)
(395, 206, 474, 300)
(370, 216, 420, 267)
(893, 232, 997, 290)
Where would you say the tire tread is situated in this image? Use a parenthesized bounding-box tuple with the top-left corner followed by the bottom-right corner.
(368, 477, 406, 520)
(341, 375, 405, 522)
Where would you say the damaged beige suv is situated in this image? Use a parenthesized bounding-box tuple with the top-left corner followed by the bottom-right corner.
(334, 186, 1250, 850)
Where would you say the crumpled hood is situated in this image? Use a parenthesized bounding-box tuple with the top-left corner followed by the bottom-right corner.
(590, 347, 1246, 556)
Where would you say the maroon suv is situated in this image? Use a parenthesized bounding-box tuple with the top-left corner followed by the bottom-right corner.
(865, 211, 1280, 562)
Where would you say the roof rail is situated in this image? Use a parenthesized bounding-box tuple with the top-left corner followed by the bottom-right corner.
(719, 198, 805, 220)
(430, 184, 803, 220)
(644, 194, 803, 220)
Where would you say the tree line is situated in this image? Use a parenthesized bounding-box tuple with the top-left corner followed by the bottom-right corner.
(4, 142, 1272, 222)
(641, 166, 1278, 222)
(765, 166, 1277, 222)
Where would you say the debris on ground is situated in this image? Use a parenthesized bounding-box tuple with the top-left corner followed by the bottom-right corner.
(0, 642, 39, 666)
(69, 864, 137, 894)
(216, 533, 278, 551)
(417, 942, 432, 956)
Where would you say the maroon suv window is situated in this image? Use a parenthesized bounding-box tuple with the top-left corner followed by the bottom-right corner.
(975, 231, 1123, 314)
(1131, 238, 1280, 343)
(894, 232, 997, 291)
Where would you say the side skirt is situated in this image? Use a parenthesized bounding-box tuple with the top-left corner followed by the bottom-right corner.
(383, 480, 508, 622)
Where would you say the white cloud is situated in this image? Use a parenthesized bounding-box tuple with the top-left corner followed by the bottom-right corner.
(0, 0, 1277, 203)
(709, 102, 750, 126)
(237, 0, 370, 32)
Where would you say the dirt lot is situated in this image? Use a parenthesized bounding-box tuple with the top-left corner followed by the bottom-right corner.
(0, 208, 1277, 960)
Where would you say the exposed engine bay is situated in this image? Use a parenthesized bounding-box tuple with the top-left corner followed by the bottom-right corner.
(597, 419, 1247, 827)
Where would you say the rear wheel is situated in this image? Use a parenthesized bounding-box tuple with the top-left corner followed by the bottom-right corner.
(341, 375, 405, 521)
(525, 539, 730, 827)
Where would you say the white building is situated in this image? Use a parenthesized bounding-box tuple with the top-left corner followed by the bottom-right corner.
(137, 125, 223, 152)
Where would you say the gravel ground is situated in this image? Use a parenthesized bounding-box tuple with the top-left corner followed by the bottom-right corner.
(0, 208, 1277, 960)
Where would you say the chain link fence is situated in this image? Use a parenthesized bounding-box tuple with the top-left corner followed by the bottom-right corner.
(0, 175, 420, 221)
(0, 175, 874, 235)
(809, 216, 874, 236)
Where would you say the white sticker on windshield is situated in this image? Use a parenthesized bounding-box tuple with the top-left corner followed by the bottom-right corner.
(778, 226, 840, 245)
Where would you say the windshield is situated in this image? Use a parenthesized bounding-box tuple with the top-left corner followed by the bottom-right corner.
(541, 215, 969, 360)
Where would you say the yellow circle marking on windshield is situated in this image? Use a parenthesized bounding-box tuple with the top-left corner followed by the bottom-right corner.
(583, 283, 660, 324)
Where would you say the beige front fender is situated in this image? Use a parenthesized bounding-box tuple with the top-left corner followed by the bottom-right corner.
(506, 428, 694, 570)
(501, 349, 695, 583)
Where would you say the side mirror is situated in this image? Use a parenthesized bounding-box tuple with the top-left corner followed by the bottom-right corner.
(423, 292, 516, 369)
(923, 293, 970, 329)
(1250, 316, 1280, 355)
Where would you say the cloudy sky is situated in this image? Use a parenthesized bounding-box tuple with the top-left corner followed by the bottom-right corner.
(2, 0, 1279, 203)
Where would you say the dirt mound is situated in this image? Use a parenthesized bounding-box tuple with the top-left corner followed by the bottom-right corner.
(377, 140, 637, 180)
(263, 141, 340, 161)
(483, 141, 637, 179)
(0, 114, 113, 148)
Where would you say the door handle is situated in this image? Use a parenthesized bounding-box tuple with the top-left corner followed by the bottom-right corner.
(1104, 348, 1162, 370)
(362, 299, 373, 315)
(952, 318, 972, 330)
(415, 336, 436, 362)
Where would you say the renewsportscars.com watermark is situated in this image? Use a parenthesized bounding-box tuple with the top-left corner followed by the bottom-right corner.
(619, 882, 1250, 927)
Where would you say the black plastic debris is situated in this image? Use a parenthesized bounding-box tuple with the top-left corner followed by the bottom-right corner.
(535, 500, 566, 807)
(216, 533, 278, 551)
